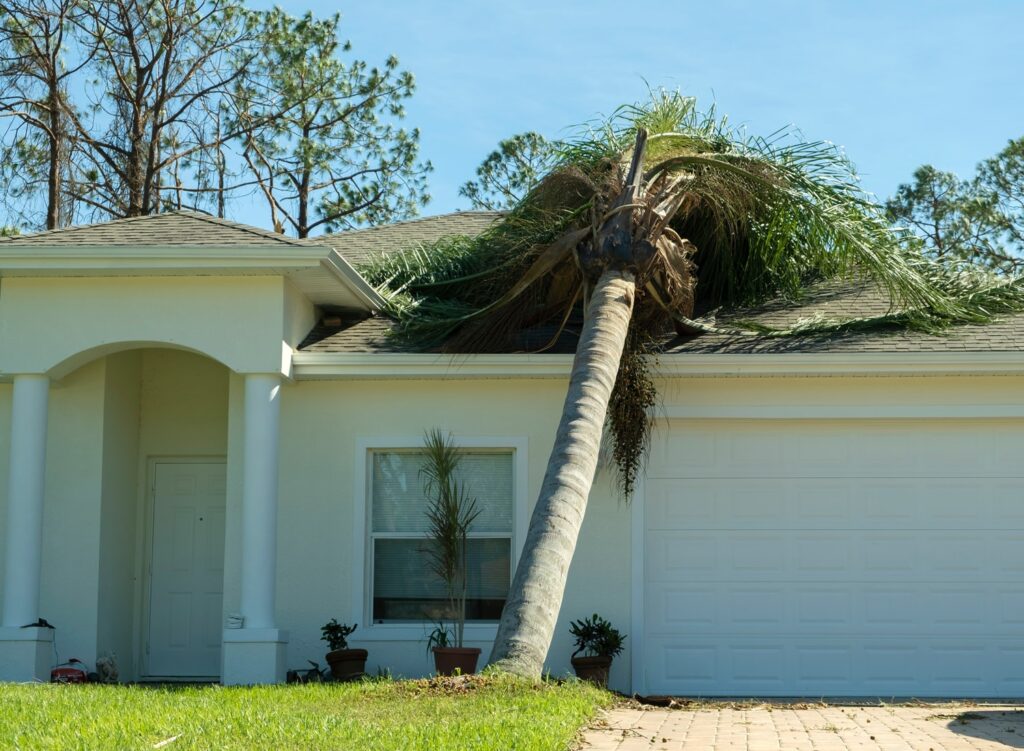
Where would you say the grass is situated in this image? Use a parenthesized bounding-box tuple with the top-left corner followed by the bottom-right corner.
(0, 674, 614, 750)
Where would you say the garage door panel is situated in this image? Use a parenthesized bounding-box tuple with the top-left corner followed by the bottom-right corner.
(646, 531, 719, 578)
(643, 418, 1024, 696)
(731, 533, 788, 573)
(794, 534, 851, 572)
(650, 586, 718, 630)
(650, 584, 1024, 638)
(649, 478, 1001, 531)
(863, 533, 920, 573)
(994, 535, 1024, 572)
(863, 587, 920, 627)
(726, 588, 787, 629)
(649, 531, 1020, 583)
(649, 642, 718, 691)
(861, 644, 922, 689)
(998, 590, 1024, 625)
(996, 647, 1024, 692)
(645, 479, 718, 528)
(650, 639, 1020, 696)
(652, 420, 1023, 479)
(994, 481, 1024, 522)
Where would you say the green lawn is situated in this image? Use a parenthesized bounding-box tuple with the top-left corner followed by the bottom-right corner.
(0, 674, 614, 750)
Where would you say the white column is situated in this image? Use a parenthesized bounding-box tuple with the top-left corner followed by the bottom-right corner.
(2, 374, 49, 628)
(239, 373, 280, 630)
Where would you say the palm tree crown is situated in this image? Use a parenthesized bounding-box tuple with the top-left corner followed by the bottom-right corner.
(362, 91, 1024, 494)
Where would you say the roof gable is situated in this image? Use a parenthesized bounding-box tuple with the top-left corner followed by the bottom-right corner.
(0, 211, 388, 312)
(0, 211, 312, 248)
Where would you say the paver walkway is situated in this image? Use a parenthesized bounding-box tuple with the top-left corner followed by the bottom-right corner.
(581, 703, 1024, 750)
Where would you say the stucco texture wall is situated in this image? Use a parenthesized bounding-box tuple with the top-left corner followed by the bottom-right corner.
(5, 364, 1024, 689)
(275, 377, 634, 689)
(0, 276, 297, 377)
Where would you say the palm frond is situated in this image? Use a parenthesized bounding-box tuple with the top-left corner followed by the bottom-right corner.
(362, 89, 1024, 494)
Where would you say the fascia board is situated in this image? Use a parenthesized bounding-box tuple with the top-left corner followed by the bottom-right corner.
(290, 351, 1024, 380)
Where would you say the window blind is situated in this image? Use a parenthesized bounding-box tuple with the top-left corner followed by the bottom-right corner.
(371, 451, 513, 534)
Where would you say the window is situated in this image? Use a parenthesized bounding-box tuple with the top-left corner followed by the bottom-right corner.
(369, 449, 513, 623)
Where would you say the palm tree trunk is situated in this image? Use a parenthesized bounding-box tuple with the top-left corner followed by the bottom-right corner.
(488, 268, 636, 677)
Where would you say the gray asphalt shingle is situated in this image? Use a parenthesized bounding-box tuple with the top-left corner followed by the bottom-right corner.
(0, 210, 313, 247)
(302, 267, 1024, 356)
(320, 211, 503, 266)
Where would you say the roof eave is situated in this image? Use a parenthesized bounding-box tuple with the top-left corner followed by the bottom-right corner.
(0, 244, 382, 313)
(290, 350, 1024, 380)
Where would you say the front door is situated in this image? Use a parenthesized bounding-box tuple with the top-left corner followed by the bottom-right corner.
(147, 461, 226, 678)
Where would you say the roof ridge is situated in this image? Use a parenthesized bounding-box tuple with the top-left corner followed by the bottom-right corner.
(0, 210, 313, 246)
(331, 210, 506, 238)
(181, 211, 308, 246)
(0, 211, 181, 243)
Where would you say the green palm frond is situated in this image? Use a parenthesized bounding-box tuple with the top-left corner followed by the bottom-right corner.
(360, 90, 1024, 492)
(362, 90, 1024, 350)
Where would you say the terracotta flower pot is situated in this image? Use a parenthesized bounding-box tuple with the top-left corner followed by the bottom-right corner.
(432, 646, 481, 676)
(571, 655, 612, 687)
(325, 648, 368, 681)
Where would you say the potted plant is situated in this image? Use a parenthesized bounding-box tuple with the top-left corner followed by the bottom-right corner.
(321, 619, 367, 680)
(421, 429, 482, 676)
(569, 613, 625, 688)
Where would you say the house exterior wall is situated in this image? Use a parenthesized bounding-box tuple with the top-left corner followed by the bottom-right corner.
(273, 377, 634, 687)
(267, 372, 1024, 692)
(39, 360, 107, 667)
(0, 276, 297, 377)
(96, 352, 142, 675)
(0, 382, 10, 618)
(3, 362, 1024, 691)
(282, 280, 317, 355)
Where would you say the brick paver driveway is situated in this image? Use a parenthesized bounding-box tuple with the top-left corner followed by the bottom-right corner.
(581, 703, 1024, 750)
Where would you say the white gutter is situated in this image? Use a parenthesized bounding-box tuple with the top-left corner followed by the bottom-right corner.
(290, 350, 1024, 380)
(0, 245, 330, 270)
(322, 250, 388, 312)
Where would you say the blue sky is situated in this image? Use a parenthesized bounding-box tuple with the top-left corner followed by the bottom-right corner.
(245, 1, 1024, 225)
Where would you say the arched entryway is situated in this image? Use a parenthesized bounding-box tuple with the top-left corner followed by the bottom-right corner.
(1, 341, 287, 684)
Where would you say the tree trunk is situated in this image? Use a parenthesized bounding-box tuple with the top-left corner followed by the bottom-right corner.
(45, 83, 61, 230)
(488, 269, 636, 677)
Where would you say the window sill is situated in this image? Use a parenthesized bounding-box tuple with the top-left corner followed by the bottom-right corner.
(355, 623, 500, 643)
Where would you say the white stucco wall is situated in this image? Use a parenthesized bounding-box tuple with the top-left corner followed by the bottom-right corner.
(0, 276, 297, 377)
(282, 280, 317, 353)
(97, 352, 142, 675)
(39, 360, 107, 666)
(3, 360, 1024, 690)
(271, 371, 1024, 690)
(0, 382, 10, 616)
(274, 377, 635, 689)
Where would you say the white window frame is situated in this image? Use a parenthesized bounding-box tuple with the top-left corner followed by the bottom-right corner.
(353, 435, 528, 642)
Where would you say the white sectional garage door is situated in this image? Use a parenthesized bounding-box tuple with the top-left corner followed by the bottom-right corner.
(642, 419, 1024, 697)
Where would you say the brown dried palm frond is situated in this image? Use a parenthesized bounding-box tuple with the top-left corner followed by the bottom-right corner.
(360, 90, 1024, 495)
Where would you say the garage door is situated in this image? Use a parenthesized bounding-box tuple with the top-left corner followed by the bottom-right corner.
(642, 419, 1024, 697)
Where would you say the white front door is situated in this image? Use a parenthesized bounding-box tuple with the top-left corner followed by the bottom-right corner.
(147, 461, 226, 678)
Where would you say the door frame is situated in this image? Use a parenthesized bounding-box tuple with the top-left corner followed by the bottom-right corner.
(138, 455, 227, 680)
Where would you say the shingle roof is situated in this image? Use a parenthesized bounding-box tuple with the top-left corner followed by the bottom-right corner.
(301, 316, 404, 353)
(664, 281, 1024, 354)
(0, 211, 313, 247)
(317, 211, 504, 266)
(301, 279, 1024, 356)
